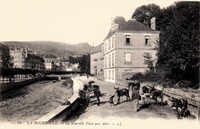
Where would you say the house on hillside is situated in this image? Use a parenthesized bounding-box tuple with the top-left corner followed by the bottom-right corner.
(101, 16, 160, 84)
(90, 43, 104, 80)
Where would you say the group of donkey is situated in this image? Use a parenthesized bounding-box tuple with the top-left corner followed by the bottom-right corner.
(83, 80, 163, 107)
(113, 81, 163, 105)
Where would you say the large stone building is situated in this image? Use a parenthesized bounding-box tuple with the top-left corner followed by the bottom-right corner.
(104, 17, 160, 83)
(90, 16, 160, 84)
(90, 43, 104, 80)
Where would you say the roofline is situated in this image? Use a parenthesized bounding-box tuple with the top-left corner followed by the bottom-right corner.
(104, 29, 160, 41)
(118, 30, 160, 34)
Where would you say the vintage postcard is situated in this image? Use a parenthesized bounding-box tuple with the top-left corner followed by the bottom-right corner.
(0, 0, 199, 129)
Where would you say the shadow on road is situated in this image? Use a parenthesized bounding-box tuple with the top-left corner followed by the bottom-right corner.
(63, 99, 89, 122)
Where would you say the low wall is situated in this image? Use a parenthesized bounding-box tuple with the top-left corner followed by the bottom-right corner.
(0, 78, 41, 93)
(36, 77, 84, 123)
(146, 84, 200, 119)
(0, 76, 70, 93)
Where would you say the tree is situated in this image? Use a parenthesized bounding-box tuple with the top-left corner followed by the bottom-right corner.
(68, 56, 77, 64)
(78, 54, 90, 74)
(157, 2, 199, 86)
(132, 4, 162, 28)
(68, 54, 90, 74)
(0, 44, 13, 69)
(143, 53, 154, 71)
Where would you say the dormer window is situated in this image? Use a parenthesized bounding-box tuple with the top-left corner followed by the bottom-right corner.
(145, 35, 150, 46)
(125, 35, 131, 45)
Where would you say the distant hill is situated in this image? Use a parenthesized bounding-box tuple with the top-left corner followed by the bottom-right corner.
(2, 41, 92, 60)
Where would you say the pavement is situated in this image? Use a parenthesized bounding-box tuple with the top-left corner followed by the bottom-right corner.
(72, 76, 178, 121)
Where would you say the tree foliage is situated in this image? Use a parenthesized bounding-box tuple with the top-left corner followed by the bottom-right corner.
(132, 2, 199, 86)
(132, 3, 162, 28)
(0, 44, 13, 77)
(0, 44, 13, 69)
(68, 54, 90, 74)
(157, 2, 200, 86)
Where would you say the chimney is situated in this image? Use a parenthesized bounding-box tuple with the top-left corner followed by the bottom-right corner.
(111, 18, 119, 32)
(151, 17, 156, 30)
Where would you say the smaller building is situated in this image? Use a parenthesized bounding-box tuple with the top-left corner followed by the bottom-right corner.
(90, 43, 104, 80)
(44, 58, 54, 70)
(24, 53, 45, 71)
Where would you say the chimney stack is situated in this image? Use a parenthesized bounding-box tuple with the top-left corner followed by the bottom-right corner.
(151, 17, 156, 30)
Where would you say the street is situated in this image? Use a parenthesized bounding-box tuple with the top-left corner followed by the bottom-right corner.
(70, 76, 178, 121)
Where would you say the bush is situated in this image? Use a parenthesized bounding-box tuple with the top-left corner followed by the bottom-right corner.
(62, 78, 73, 89)
(129, 71, 161, 82)
(175, 80, 192, 88)
(161, 79, 176, 88)
(129, 72, 143, 81)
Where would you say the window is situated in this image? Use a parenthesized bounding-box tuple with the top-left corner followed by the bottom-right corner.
(124, 52, 132, 64)
(108, 54, 111, 67)
(112, 36, 115, 48)
(109, 39, 111, 50)
(145, 35, 150, 46)
(104, 43, 107, 53)
(112, 52, 114, 67)
(125, 35, 131, 45)
(112, 69, 114, 80)
(125, 53, 131, 62)
(94, 59, 97, 61)
(109, 70, 111, 79)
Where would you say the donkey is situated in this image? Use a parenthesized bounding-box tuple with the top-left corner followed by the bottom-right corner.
(114, 87, 130, 104)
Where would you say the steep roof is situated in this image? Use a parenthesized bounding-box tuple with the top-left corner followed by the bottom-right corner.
(105, 17, 158, 40)
(120, 19, 154, 31)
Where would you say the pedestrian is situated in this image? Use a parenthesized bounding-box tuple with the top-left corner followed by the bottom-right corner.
(86, 89, 90, 105)
(109, 94, 115, 106)
(132, 84, 140, 112)
(94, 89, 101, 106)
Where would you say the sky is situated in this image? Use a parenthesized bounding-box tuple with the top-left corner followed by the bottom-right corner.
(0, 0, 183, 46)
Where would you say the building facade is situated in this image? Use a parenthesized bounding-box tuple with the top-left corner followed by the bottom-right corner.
(10, 47, 26, 68)
(90, 43, 104, 80)
(24, 53, 45, 70)
(103, 17, 160, 83)
(10, 47, 45, 71)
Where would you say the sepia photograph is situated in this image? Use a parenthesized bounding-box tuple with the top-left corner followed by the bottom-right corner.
(0, 0, 199, 129)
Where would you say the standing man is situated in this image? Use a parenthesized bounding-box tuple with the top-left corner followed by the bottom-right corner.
(132, 82, 140, 112)
(94, 88, 101, 106)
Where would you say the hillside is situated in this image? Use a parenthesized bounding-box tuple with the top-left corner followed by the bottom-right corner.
(3, 41, 92, 59)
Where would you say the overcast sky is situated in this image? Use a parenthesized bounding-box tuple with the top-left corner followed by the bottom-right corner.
(0, 0, 183, 46)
